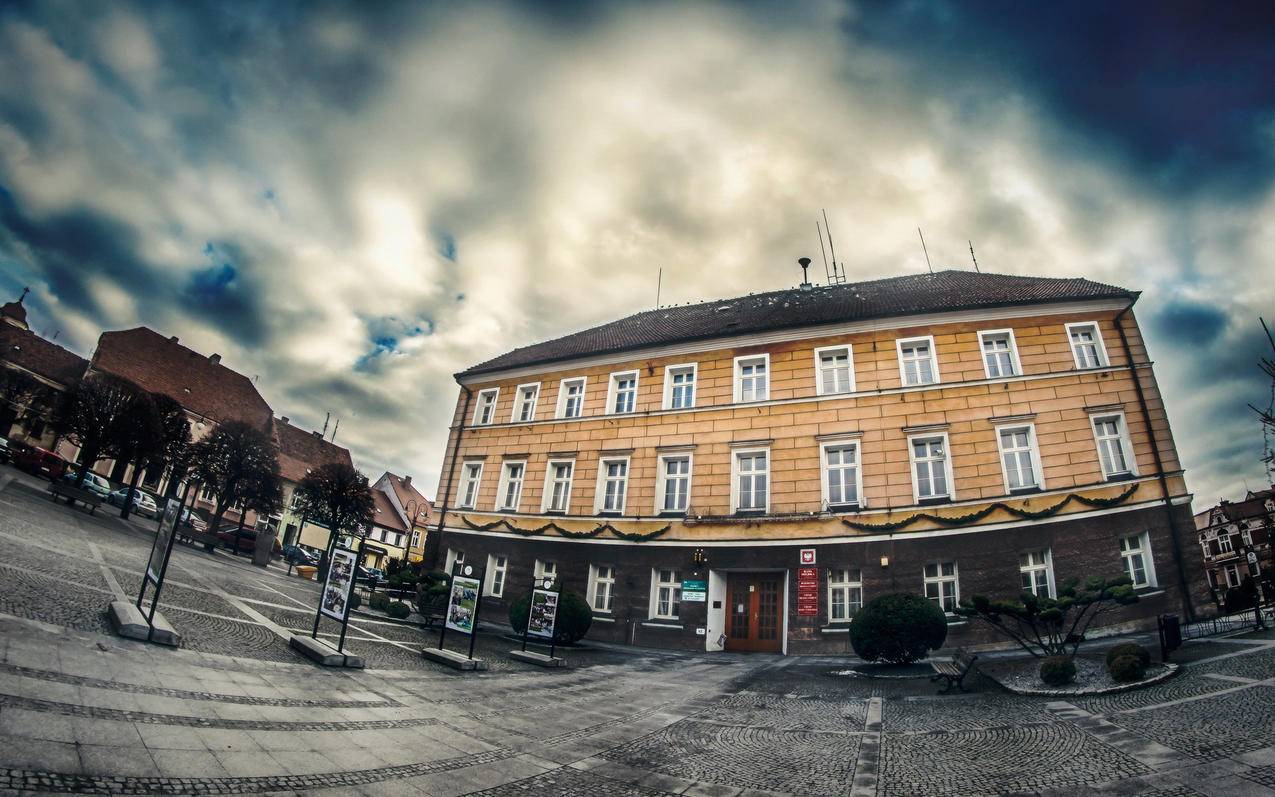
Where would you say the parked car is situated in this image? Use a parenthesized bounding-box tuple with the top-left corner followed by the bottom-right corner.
(0, 437, 11, 464)
(179, 508, 208, 532)
(60, 468, 113, 498)
(216, 526, 283, 556)
(282, 544, 318, 566)
(14, 445, 68, 480)
(107, 488, 159, 518)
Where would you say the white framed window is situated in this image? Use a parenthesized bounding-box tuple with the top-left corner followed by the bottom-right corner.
(589, 564, 615, 613)
(556, 377, 587, 419)
(485, 554, 507, 597)
(909, 433, 953, 503)
(534, 558, 557, 582)
(1067, 322, 1108, 369)
(1241, 525, 1253, 546)
(828, 568, 863, 622)
(495, 461, 526, 511)
(814, 345, 854, 395)
(896, 336, 939, 386)
(650, 568, 681, 620)
(1091, 412, 1136, 479)
(996, 424, 1044, 493)
(924, 561, 959, 613)
(820, 440, 863, 509)
(595, 456, 629, 514)
(541, 459, 575, 513)
(1120, 532, 1156, 588)
(512, 383, 540, 423)
(1224, 563, 1241, 588)
(1019, 549, 1054, 598)
(663, 363, 697, 410)
(444, 548, 465, 573)
(410, 530, 422, 549)
(1218, 533, 1235, 554)
(606, 370, 639, 414)
(733, 354, 769, 403)
(473, 388, 499, 425)
(978, 329, 1021, 379)
(457, 462, 483, 508)
(732, 448, 770, 513)
(657, 454, 692, 514)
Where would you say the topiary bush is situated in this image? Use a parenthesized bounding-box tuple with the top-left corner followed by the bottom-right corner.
(509, 590, 593, 644)
(387, 601, 411, 619)
(370, 592, 391, 611)
(1039, 655, 1076, 686)
(1105, 643, 1151, 671)
(848, 593, 948, 665)
(1108, 653, 1147, 683)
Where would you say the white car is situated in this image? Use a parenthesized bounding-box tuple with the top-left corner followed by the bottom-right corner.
(108, 488, 159, 518)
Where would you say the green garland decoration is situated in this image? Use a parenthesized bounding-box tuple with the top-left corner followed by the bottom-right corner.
(840, 483, 1139, 533)
(459, 515, 670, 542)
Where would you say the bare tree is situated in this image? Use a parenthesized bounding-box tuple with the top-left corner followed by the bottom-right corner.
(114, 391, 163, 520)
(190, 421, 280, 536)
(1251, 318, 1275, 480)
(52, 374, 140, 489)
(151, 395, 193, 500)
(0, 368, 42, 438)
(293, 462, 375, 577)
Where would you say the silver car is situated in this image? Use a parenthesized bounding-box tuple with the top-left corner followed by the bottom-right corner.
(108, 488, 159, 518)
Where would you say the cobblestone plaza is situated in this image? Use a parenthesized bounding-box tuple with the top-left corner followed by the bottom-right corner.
(1, 467, 1274, 796)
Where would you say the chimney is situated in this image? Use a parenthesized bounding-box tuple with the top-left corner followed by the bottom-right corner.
(403, 475, 412, 486)
(311, 430, 321, 438)
(209, 353, 221, 365)
(169, 335, 179, 343)
(280, 416, 289, 425)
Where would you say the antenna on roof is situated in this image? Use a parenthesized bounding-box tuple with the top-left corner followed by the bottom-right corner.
(322, 411, 330, 438)
(917, 228, 933, 273)
(820, 209, 847, 284)
(816, 221, 831, 282)
(331, 418, 339, 443)
(969, 240, 980, 273)
(655, 267, 662, 309)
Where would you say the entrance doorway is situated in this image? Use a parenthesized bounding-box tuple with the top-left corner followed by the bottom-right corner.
(725, 573, 782, 652)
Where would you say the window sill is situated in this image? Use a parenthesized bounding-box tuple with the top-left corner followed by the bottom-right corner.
(592, 616, 616, 623)
(642, 621, 682, 629)
(827, 503, 861, 513)
(1105, 472, 1137, 483)
(1009, 487, 1043, 496)
(820, 626, 850, 634)
(733, 510, 767, 518)
(918, 497, 952, 507)
(658, 511, 688, 518)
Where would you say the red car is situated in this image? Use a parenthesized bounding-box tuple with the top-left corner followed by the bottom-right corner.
(14, 445, 68, 480)
(216, 526, 282, 556)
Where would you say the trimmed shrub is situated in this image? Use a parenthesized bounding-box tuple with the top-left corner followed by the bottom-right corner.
(387, 601, 411, 619)
(348, 591, 362, 611)
(1109, 654, 1147, 683)
(1105, 643, 1151, 671)
(509, 590, 593, 644)
(1039, 655, 1076, 686)
(370, 592, 391, 611)
(848, 593, 948, 665)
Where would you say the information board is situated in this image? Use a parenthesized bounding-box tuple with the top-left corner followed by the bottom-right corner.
(526, 587, 559, 639)
(797, 566, 819, 617)
(445, 574, 481, 634)
(319, 547, 357, 621)
(682, 578, 707, 602)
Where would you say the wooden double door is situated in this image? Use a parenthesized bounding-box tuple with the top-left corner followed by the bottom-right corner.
(725, 573, 782, 652)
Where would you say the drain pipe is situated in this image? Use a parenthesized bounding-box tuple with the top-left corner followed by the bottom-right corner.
(425, 386, 473, 571)
(1114, 302, 1195, 620)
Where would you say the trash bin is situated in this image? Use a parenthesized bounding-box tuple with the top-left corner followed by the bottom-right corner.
(1158, 614, 1181, 660)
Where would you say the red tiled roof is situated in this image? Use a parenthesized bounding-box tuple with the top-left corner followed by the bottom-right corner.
(370, 489, 407, 532)
(381, 471, 432, 520)
(90, 328, 272, 426)
(275, 419, 354, 484)
(0, 325, 88, 386)
(461, 270, 1135, 376)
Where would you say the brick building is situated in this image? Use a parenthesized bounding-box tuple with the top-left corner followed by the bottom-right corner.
(1194, 487, 1274, 607)
(275, 417, 354, 548)
(1, 292, 88, 449)
(425, 269, 1205, 654)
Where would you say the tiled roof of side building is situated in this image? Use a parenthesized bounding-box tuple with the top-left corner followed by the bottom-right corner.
(382, 472, 432, 514)
(370, 489, 407, 532)
(275, 419, 354, 484)
(91, 328, 273, 426)
(460, 270, 1135, 377)
(0, 325, 89, 385)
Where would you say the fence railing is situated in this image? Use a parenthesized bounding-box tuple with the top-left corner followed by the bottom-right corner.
(1178, 606, 1272, 641)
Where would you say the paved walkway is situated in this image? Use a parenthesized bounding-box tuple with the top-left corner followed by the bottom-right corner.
(2, 465, 1275, 795)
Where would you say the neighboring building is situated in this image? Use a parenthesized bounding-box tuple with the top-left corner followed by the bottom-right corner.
(1194, 487, 1273, 605)
(371, 472, 433, 565)
(274, 416, 355, 548)
(426, 269, 1204, 654)
(1, 292, 88, 449)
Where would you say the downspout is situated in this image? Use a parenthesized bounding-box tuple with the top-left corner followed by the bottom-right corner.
(425, 386, 472, 570)
(1114, 301, 1195, 620)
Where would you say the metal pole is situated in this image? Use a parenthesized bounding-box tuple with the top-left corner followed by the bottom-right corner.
(467, 568, 484, 661)
(437, 564, 451, 651)
(146, 502, 180, 643)
(337, 536, 362, 655)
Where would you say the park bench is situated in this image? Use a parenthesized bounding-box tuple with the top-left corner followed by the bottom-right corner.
(930, 648, 978, 693)
(175, 526, 219, 553)
(46, 482, 103, 514)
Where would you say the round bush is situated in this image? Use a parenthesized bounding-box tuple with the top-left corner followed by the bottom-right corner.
(348, 591, 362, 611)
(370, 593, 391, 611)
(1105, 643, 1151, 671)
(1109, 654, 1147, 683)
(1039, 655, 1076, 686)
(509, 591, 593, 644)
(848, 593, 948, 665)
(386, 601, 411, 619)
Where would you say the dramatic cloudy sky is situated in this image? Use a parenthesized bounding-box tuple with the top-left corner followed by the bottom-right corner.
(2, 1, 1273, 503)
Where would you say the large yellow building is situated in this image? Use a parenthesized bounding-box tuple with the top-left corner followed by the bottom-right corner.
(426, 270, 1204, 653)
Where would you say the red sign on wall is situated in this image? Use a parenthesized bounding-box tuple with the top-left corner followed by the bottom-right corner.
(797, 566, 819, 617)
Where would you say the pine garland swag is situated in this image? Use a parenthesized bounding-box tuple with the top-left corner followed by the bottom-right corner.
(840, 483, 1139, 533)
(460, 515, 670, 542)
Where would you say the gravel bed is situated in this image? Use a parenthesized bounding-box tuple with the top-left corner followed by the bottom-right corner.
(984, 655, 1177, 696)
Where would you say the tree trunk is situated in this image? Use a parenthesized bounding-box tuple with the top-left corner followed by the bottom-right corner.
(233, 512, 246, 556)
(121, 460, 143, 520)
(74, 443, 98, 490)
(208, 497, 227, 536)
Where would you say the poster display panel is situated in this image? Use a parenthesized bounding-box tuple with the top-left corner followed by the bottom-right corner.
(147, 498, 181, 584)
(446, 575, 481, 634)
(526, 587, 559, 639)
(320, 547, 357, 621)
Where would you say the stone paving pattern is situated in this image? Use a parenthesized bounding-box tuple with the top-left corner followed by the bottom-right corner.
(1, 467, 1275, 795)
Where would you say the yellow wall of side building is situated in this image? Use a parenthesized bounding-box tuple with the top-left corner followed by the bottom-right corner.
(427, 307, 1186, 538)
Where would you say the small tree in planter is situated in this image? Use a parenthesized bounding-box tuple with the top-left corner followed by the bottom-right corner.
(509, 591, 593, 644)
(292, 462, 374, 579)
(849, 593, 949, 664)
(954, 575, 1139, 658)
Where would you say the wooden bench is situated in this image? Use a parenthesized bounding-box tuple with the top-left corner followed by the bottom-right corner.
(47, 482, 103, 514)
(175, 527, 219, 552)
(930, 648, 978, 693)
